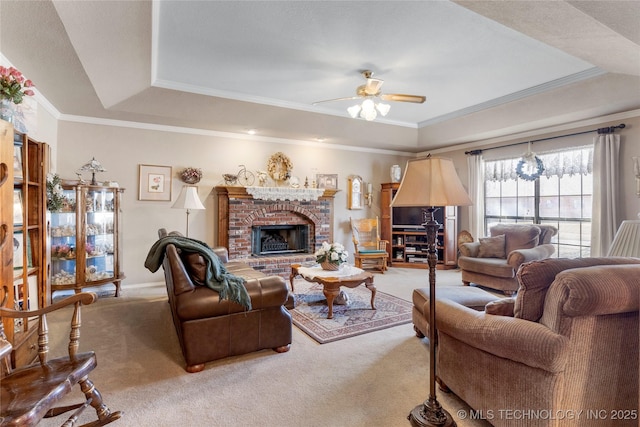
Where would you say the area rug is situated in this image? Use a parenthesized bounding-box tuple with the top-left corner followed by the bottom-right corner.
(290, 278, 413, 344)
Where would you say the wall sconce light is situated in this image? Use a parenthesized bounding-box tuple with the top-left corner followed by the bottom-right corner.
(633, 156, 640, 197)
(365, 182, 373, 207)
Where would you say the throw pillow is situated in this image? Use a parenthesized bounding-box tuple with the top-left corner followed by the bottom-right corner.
(485, 298, 515, 316)
(491, 224, 540, 255)
(477, 234, 506, 258)
(183, 252, 207, 285)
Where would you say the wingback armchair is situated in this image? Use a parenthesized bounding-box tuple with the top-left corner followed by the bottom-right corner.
(350, 217, 389, 273)
(433, 257, 640, 427)
(458, 224, 557, 294)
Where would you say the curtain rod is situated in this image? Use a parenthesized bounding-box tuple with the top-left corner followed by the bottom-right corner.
(465, 123, 626, 155)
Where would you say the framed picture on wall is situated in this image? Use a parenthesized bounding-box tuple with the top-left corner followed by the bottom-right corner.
(138, 164, 172, 201)
(316, 174, 338, 189)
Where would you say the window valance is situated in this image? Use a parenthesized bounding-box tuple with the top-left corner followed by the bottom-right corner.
(485, 146, 593, 182)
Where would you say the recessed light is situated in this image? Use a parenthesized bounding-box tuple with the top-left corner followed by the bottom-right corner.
(315, 138, 326, 142)
(247, 129, 256, 135)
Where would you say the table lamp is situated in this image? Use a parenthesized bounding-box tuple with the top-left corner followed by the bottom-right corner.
(391, 155, 472, 427)
(78, 157, 106, 185)
(172, 185, 205, 237)
(607, 220, 640, 257)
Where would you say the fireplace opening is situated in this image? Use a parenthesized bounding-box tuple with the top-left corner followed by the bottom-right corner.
(252, 225, 310, 255)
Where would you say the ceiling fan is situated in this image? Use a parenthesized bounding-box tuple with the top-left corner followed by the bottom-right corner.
(313, 70, 426, 121)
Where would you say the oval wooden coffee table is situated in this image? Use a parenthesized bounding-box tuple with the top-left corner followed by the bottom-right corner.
(290, 264, 376, 319)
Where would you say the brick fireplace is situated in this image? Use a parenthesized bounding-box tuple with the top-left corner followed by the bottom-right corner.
(215, 186, 338, 277)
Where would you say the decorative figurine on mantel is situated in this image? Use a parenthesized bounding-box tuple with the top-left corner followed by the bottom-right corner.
(257, 170, 269, 187)
(77, 157, 107, 185)
(179, 167, 203, 184)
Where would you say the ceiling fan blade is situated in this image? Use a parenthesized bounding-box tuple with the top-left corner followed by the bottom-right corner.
(380, 93, 426, 103)
(312, 96, 361, 105)
(364, 78, 384, 95)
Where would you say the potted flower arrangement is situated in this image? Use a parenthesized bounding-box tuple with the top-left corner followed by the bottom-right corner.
(0, 66, 34, 104)
(1, 66, 35, 128)
(315, 241, 348, 271)
(46, 173, 66, 212)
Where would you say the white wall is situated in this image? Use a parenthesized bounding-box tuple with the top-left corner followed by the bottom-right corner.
(53, 121, 413, 285)
(46, 110, 640, 286)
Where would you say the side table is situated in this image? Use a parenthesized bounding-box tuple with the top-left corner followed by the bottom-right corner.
(290, 264, 376, 319)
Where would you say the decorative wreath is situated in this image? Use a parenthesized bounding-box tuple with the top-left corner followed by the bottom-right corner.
(267, 152, 293, 182)
(516, 153, 545, 181)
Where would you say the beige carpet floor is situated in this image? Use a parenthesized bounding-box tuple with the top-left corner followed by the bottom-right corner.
(39, 268, 492, 427)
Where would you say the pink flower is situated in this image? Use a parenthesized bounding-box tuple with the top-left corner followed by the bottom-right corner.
(0, 66, 35, 104)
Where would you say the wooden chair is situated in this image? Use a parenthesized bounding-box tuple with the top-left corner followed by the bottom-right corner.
(0, 292, 122, 427)
(350, 217, 389, 273)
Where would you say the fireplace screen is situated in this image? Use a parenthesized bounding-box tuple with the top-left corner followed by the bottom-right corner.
(252, 225, 309, 255)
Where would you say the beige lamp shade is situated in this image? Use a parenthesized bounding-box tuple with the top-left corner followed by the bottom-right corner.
(172, 186, 205, 210)
(607, 220, 640, 257)
(390, 156, 472, 207)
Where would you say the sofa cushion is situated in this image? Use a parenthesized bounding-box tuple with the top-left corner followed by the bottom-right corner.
(459, 241, 479, 258)
(491, 224, 540, 255)
(515, 257, 640, 322)
(485, 297, 515, 316)
(477, 234, 506, 258)
(413, 286, 500, 313)
(458, 256, 515, 278)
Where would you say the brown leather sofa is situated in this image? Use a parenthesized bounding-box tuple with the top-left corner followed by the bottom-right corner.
(157, 229, 292, 373)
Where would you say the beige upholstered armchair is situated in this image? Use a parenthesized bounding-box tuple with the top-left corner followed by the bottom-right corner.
(432, 257, 640, 427)
(458, 224, 557, 295)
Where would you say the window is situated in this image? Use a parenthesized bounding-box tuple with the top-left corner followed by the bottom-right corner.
(484, 146, 593, 258)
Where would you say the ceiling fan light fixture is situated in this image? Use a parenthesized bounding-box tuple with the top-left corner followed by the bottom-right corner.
(361, 98, 375, 112)
(376, 102, 390, 116)
(347, 104, 361, 118)
(361, 109, 377, 121)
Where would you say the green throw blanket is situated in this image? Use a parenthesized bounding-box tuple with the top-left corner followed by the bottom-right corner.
(145, 235, 251, 311)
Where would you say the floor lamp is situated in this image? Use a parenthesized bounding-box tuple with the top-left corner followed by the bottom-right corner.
(391, 155, 472, 427)
(172, 185, 205, 237)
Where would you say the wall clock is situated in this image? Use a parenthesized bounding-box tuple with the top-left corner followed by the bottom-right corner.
(348, 175, 363, 210)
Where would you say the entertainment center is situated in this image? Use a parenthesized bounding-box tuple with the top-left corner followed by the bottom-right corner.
(380, 182, 458, 269)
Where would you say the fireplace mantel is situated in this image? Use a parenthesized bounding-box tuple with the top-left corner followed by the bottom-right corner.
(214, 186, 338, 257)
(215, 186, 338, 200)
